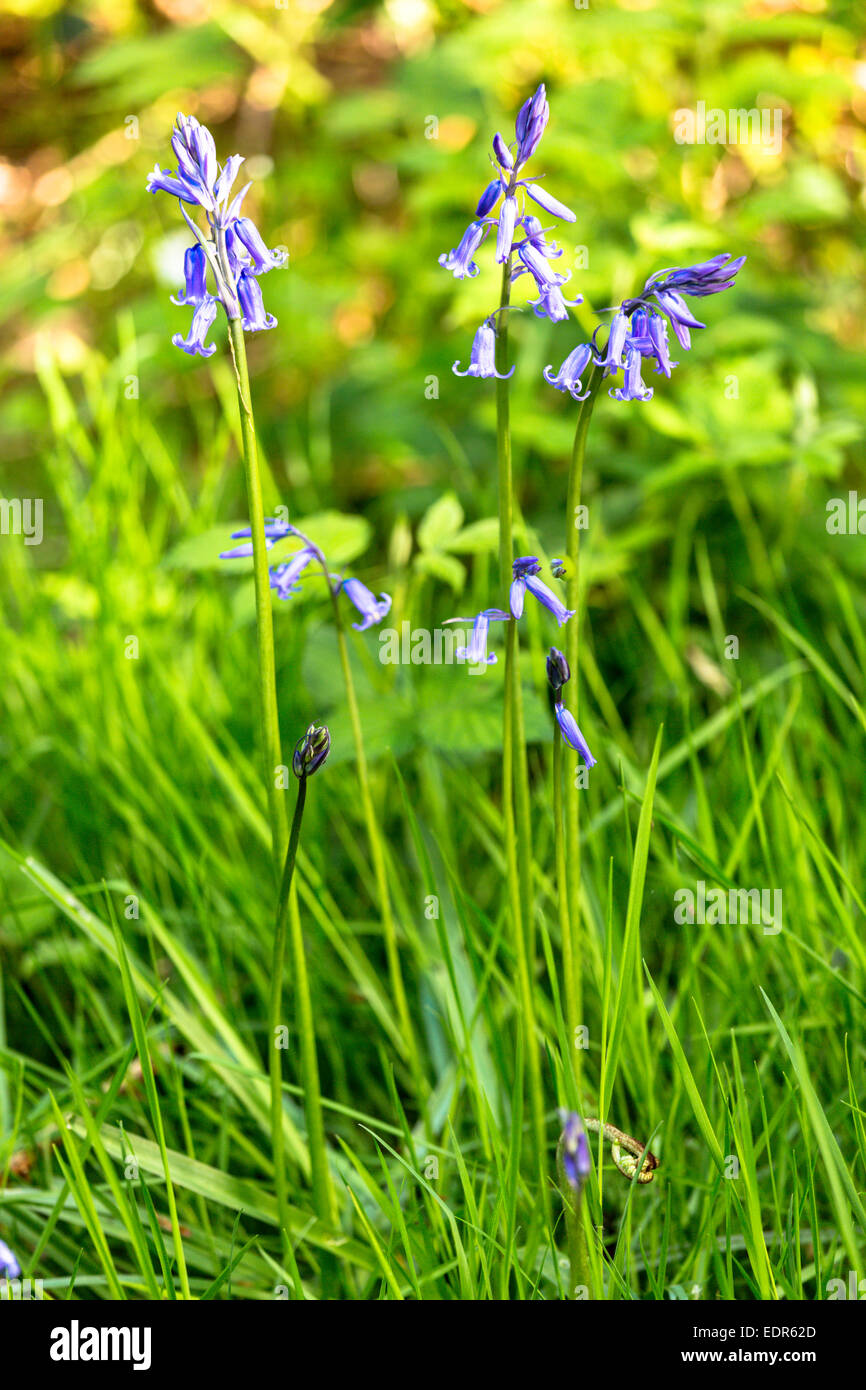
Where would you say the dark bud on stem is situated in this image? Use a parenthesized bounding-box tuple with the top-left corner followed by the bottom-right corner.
(293, 723, 330, 779)
(546, 647, 571, 693)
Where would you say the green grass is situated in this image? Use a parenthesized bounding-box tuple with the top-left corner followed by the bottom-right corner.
(1, 329, 864, 1299)
(1, 0, 865, 1303)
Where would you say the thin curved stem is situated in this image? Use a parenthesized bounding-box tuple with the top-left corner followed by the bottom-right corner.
(563, 364, 603, 1086)
(226, 317, 289, 875)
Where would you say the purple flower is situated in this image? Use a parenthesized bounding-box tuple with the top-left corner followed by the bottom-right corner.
(220, 517, 292, 559)
(453, 320, 515, 381)
(238, 270, 277, 332)
(495, 195, 519, 264)
(342, 577, 392, 631)
(171, 244, 208, 307)
(645, 253, 746, 299)
(543, 342, 594, 399)
(439, 220, 487, 279)
(608, 342, 653, 402)
(528, 278, 581, 324)
(233, 216, 287, 275)
(149, 112, 286, 354)
(554, 702, 595, 767)
(519, 181, 576, 223)
(509, 557, 575, 624)
(560, 1112, 592, 1192)
(446, 608, 511, 666)
(596, 309, 629, 376)
(476, 177, 504, 216)
(515, 84, 550, 167)
(171, 295, 218, 357)
(269, 547, 316, 600)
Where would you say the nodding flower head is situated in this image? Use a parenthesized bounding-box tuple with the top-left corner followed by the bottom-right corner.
(341, 577, 392, 632)
(546, 647, 571, 692)
(0, 1238, 21, 1282)
(453, 319, 515, 381)
(594, 252, 745, 397)
(149, 112, 286, 353)
(293, 723, 330, 779)
(559, 1111, 591, 1193)
(544, 342, 594, 400)
(509, 556, 575, 624)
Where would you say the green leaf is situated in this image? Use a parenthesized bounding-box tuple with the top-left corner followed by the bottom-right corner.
(417, 493, 464, 551)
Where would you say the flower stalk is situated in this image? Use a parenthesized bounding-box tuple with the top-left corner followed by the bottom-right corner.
(226, 318, 289, 874)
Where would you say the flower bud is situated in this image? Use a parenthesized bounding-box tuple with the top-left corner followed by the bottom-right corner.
(293, 723, 330, 779)
(546, 647, 570, 692)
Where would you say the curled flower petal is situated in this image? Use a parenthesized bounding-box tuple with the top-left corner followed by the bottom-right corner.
(233, 216, 288, 274)
(439, 220, 487, 280)
(543, 342, 593, 399)
(453, 320, 515, 380)
(172, 296, 219, 357)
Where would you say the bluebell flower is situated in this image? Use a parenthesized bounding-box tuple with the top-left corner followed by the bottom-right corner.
(220, 517, 292, 559)
(171, 296, 218, 357)
(560, 1111, 592, 1192)
(543, 342, 594, 400)
(446, 608, 511, 666)
(341, 577, 392, 631)
(0, 1238, 21, 1281)
(269, 546, 316, 600)
(453, 319, 515, 381)
(149, 112, 286, 354)
(596, 309, 630, 377)
(554, 702, 596, 767)
(439, 220, 488, 279)
(609, 342, 653, 402)
(509, 557, 575, 624)
(238, 270, 277, 332)
(171, 244, 209, 307)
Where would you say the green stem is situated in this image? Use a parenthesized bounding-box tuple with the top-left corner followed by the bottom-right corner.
(270, 777, 335, 1272)
(330, 593, 424, 1096)
(227, 317, 289, 876)
(553, 727, 579, 1092)
(563, 365, 603, 1088)
(495, 264, 546, 1209)
(556, 1139, 592, 1300)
